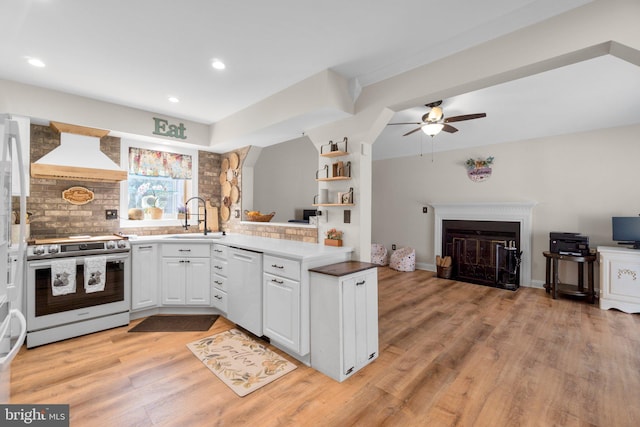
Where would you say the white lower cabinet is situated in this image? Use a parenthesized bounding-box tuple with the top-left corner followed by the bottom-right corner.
(310, 263, 378, 382)
(263, 255, 302, 354)
(599, 246, 640, 313)
(131, 243, 159, 311)
(263, 272, 300, 352)
(211, 244, 228, 314)
(161, 244, 211, 306)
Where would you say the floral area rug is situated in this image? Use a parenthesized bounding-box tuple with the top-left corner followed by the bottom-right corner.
(187, 328, 297, 397)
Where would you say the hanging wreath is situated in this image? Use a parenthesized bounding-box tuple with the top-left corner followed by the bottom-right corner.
(465, 156, 494, 182)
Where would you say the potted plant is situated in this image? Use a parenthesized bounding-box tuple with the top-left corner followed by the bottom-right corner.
(137, 182, 169, 219)
(177, 204, 187, 220)
(324, 228, 343, 246)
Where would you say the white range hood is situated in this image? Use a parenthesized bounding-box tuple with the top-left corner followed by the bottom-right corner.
(31, 121, 127, 182)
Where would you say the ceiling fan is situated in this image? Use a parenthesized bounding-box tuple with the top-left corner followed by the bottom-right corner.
(389, 100, 487, 136)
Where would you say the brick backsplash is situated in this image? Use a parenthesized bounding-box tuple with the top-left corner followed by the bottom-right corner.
(23, 124, 221, 239)
(20, 124, 315, 242)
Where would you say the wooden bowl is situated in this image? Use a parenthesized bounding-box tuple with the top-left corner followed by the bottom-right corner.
(244, 210, 275, 222)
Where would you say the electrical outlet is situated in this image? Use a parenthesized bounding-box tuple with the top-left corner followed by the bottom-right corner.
(105, 209, 118, 220)
(423, 206, 428, 213)
(392, 244, 396, 250)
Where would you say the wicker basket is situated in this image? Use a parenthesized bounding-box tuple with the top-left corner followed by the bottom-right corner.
(244, 210, 275, 222)
(436, 265, 453, 279)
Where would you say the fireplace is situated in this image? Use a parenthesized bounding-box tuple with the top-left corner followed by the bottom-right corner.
(442, 220, 521, 290)
(432, 202, 536, 288)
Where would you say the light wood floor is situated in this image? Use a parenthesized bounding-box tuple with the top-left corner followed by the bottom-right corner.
(10, 267, 640, 426)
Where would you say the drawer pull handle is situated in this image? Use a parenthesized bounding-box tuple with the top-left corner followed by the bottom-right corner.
(215, 265, 223, 270)
(356, 280, 366, 286)
(215, 294, 223, 300)
(179, 249, 191, 252)
(271, 279, 284, 284)
(345, 367, 354, 375)
(138, 245, 153, 249)
(271, 264, 284, 269)
(214, 280, 223, 285)
(214, 249, 223, 253)
(368, 352, 376, 360)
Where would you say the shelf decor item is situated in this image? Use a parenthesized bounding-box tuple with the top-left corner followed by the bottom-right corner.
(324, 228, 343, 246)
(465, 156, 494, 182)
(320, 136, 349, 156)
(244, 210, 275, 222)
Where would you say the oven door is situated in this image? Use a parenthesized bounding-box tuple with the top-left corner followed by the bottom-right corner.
(26, 252, 130, 332)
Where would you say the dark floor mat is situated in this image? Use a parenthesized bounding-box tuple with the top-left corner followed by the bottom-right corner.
(128, 315, 219, 332)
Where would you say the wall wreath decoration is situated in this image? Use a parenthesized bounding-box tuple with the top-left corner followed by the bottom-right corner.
(465, 156, 494, 182)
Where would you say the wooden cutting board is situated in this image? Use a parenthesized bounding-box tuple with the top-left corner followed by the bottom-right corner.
(206, 200, 219, 231)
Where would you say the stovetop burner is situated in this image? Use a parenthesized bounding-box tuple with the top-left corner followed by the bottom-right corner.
(27, 234, 130, 260)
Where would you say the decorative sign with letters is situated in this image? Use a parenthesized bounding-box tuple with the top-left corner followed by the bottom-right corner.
(152, 117, 187, 140)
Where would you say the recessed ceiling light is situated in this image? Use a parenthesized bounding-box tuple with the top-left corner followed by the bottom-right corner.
(168, 96, 180, 103)
(211, 59, 226, 70)
(26, 57, 45, 67)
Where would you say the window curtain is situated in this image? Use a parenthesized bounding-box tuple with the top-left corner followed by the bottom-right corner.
(128, 147, 192, 179)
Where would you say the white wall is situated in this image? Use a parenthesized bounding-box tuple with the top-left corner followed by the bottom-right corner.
(252, 137, 317, 222)
(372, 123, 640, 285)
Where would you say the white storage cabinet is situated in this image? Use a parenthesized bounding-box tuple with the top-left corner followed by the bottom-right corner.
(310, 262, 378, 382)
(211, 243, 228, 314)
(161, 243, 211, 305)
(263, 254, 302, 354)
(599, 246, 640, 313)
(131, 243, 159, 311)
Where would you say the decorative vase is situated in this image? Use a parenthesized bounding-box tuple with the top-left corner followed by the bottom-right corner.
(324, 238, 342, 247)
(149, 207, 163, 219)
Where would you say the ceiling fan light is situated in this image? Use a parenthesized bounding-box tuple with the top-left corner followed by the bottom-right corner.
(427, 106, 443, 121)
(422, 123, 444, 136)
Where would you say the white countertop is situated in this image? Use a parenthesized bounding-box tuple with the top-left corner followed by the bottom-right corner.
(129, 232, 353, 261)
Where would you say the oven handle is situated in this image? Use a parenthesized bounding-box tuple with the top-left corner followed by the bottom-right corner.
(27, 254, 130, 268)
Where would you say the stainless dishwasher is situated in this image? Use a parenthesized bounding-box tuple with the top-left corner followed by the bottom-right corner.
(227, 247, 263, 336)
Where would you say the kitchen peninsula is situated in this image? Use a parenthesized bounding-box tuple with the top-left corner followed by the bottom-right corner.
(129, 233, 353, 365)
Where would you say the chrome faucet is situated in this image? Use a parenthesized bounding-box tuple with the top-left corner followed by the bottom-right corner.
(184, 197, 208, 235)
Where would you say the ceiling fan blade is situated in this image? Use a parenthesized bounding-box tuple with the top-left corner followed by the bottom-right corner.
(388, 122, 422, 126)
(444, 113, 486, 123)
(403, 127, 422, 136)
(442, 124, 458, 133)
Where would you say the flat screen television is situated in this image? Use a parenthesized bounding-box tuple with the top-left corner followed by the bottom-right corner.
(612, 216, 640, 249)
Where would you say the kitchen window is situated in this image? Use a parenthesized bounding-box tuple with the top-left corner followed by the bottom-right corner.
(119, 139, 198, 227)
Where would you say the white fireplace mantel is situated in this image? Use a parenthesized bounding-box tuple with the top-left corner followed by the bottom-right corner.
(431, 201, 537, 287)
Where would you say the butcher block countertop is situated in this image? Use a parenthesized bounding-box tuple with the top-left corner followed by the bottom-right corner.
(309, 261, 378, 277)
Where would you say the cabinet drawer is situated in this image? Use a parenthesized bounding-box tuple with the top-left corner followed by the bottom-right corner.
(212, 244, 228, 259)
(162, 243, 210, 258)
(212, 273, 227, 291)
(212, 259, 227, 276)
(212, 289, 227, 313)
(264, 255, 301, 281)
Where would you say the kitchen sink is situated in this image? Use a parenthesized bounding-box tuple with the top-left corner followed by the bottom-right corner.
(164, 232, 223, 240)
